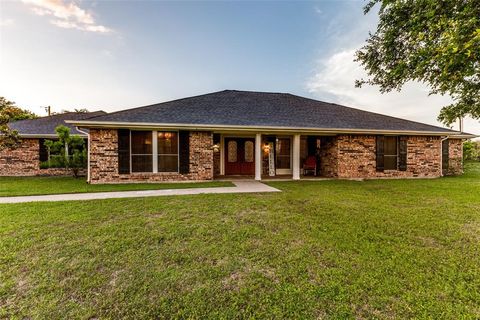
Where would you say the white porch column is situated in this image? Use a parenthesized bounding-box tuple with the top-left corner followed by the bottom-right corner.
(292, 134, 301, 180)
(255, 133, 262, 180)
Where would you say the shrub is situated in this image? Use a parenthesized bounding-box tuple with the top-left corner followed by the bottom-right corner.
(41, 125, 87, 177)
(463, 140, 480, 161)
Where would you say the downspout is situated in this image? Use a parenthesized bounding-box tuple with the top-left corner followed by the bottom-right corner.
(440, 136, 449, 177)
(76, 128, 89, 136)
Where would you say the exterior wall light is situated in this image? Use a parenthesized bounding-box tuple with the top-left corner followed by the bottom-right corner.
(263, 143, 271, 153)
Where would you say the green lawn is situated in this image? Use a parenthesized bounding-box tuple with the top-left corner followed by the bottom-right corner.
(1, 163, 479, 319)
(0, 176, 233, 197)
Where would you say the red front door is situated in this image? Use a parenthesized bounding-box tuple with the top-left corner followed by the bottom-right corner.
(224, 138, 255, 175)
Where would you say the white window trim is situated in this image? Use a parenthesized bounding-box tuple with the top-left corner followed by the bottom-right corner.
(125, 130, 181, 174)
(152, 130, 158, 173)
(130, 130, 154, 173)
(155, 130, 180, 174)
(129, 130, 132, 173)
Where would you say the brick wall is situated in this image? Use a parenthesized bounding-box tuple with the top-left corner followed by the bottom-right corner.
(335, 135, 442, 178)
(0, 138, 73, 176)
(89, 129, 214, 184)
(446, 138, 463, 175)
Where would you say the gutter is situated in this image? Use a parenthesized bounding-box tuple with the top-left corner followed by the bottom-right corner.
(17, 133, 87, 138)
(64, 120, 468, 137)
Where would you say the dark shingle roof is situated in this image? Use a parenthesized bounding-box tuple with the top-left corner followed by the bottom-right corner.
(81, 90, 458, 133)
(9, 111, 106, 136)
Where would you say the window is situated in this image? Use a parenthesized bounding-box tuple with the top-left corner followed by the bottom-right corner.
(276, 138, 291, 169)
(120, 130, 181, 173)
(118, 130, 130, 174)
(384, 136, 398, 170)
(131, 131, 153, 172)
(158, 131, 178, 172)
(39, 138, 49, 163)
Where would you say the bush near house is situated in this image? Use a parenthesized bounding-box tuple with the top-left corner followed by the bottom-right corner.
(463, 140, 480, 161)
(40, 125, 87, 177)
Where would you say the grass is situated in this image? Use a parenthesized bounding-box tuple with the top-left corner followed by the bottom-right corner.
(0, 163, 479, 319)
(0, 176, 233, 197)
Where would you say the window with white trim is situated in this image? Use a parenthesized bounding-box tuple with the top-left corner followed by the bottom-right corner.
(131, 131, 153, 172)
(157, 131, 178, 172)
(127, 130, 179, 173)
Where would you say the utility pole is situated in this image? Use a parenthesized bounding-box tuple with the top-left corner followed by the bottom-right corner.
(45, 106, 51, 116)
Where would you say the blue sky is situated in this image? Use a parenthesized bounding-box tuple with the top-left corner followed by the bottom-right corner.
(0, 0, 478, 134)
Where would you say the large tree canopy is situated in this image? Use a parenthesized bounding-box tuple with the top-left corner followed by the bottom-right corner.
(355, 0, 480, 127)
(0, 97, 37, 150)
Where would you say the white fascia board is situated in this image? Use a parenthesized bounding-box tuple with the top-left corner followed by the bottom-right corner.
(64, 120, 463, 136)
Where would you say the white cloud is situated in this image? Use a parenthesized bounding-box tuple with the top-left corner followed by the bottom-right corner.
(306, 48, 480, 135)
(22, 0, 111, 33)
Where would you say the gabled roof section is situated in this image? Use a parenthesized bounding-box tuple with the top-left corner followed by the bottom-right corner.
(69, 90, 467, 135)
(9, 111, 106, 137)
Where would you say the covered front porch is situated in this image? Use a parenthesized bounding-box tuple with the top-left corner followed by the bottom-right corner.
(212, 133, 336, 180)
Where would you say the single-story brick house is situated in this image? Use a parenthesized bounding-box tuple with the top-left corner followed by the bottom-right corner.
(0, 111, 105, 176)
(65, 90, 475, 184)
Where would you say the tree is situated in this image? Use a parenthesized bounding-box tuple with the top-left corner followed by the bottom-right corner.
(0, 97, 37, 150)
(463, 140, 480, 161)
(52, 108, 89, 115)
(43, 125, 87, 178)
(355, 0, 480, 126)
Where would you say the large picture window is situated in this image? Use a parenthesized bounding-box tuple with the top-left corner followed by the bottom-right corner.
(158, 131, 178, 172)
(119, 130, 181, 173)
(383, 136, 398, 170)
(131, 131, 153, 172)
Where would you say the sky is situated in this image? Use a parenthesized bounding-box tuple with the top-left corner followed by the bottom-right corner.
(0, 0, 478, 135)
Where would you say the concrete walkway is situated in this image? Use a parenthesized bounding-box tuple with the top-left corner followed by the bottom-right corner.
(0, 181, 281, 204)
